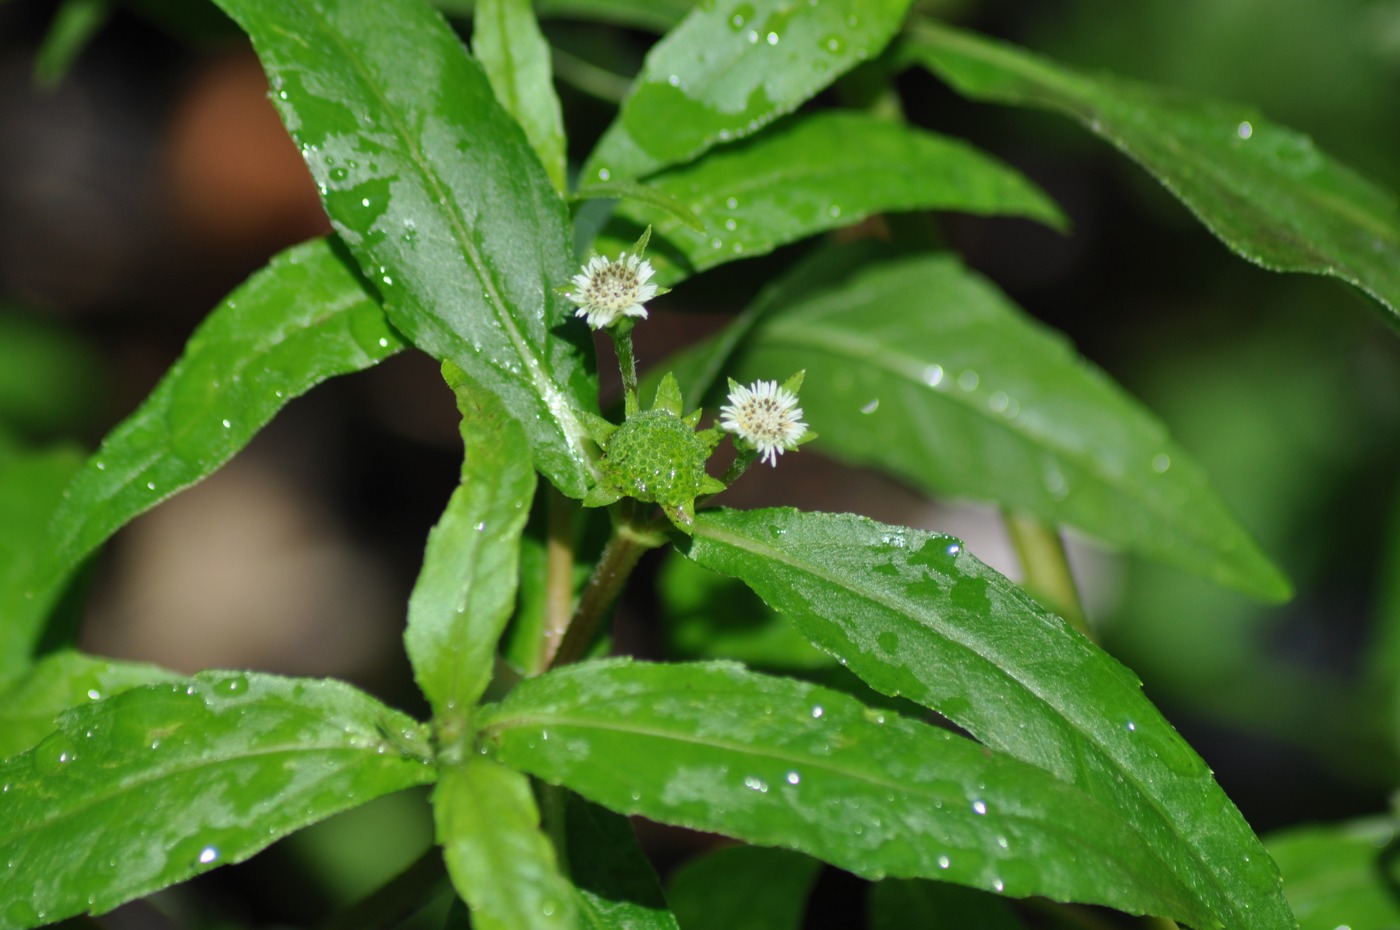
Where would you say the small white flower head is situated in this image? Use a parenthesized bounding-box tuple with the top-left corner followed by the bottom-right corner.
(720, 375, 809, 466)
(567, 252, 658, 330)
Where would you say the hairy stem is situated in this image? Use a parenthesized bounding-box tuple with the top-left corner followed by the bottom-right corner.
(1003, 509, 1091, 639)
(546, 508, 664, 669)
(537, 486, 576, 674)
(610, 323, 640, 418)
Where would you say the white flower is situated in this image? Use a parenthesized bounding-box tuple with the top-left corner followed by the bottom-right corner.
(567, 253, 658, 329)
(720, 379, 807, 466)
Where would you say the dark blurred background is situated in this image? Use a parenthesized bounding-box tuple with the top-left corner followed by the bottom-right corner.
(3, 0, 1400, 926)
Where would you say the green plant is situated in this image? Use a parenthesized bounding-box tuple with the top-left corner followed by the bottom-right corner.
(3, 0, 1400, 928)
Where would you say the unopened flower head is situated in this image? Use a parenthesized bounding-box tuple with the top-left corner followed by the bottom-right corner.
(567, 252, 658, 329)
(720, 379, 808, 466)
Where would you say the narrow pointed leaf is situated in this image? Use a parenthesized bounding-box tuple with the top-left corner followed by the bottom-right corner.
(435, 0, 692, 32)
(33, 0, 111, 86)
(0, 446, 82, 684)
(683, 508, 1296, 930)
(405, 365, 536, 721)
(1266, 818, 1400, 930)
(596, 111, 1065, 286)
(474, 0, 568, 194)
(668, 845, 819, 930)
(435, 758, 579, 930)
(38, 237, 403, 606)
(558, 791, 679, 930)
(908, 20, 1400, 325)
(0, 650, 179, 760)
(582, 0, 914, 184)
(869, 879, 1025, 930)
(711, 249, 1288, 601)
(0, 672, 434, 929)
(212, 0, 598, 497)
(479, 659, 1207, 922)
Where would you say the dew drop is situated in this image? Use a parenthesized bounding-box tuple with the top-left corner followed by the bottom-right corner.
(86, 689, 102, 701)
(597, 168, 611, 181)
(786, 771, 800, 785)
(95, 461, 106, 470)
(988, 391, 1009, 413)
(743, 775, 769, 793)
(146, 482, 156, 491)
(1152, 453, 1171, 473)
(937, 854, 951, 869)
(198, 846, 220, 865)
(860, 398, 879, 414)
(827, 204, 842, 218)
(724, 218, 737, 231)
(1126, 720, 1137, 732)
(1237, 120, 1254, 140)
(726, 196, 739, 209)
(957, 370, 980, 391)
(766, 31, 779, 45)
(971, 799, 988, 815)
(997, 834, 1009, 849)
(923, 364, 944, 387)
(810, 705, 825, 719)
(221, 419, 231, 429)
(993, 878, 1005, 893)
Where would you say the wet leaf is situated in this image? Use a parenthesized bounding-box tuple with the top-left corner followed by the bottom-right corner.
(908, 20, 1400, 325)
(0, 672, 434, 929)
(435, 758, 579, 930)
(582, 0, 914, 184)
(706, 248, 1289, 601)
(405, 365, 536, 724)
(479, 659, 1207, 922)
(436, 0, 692, 32)
(596, 111, 1065, 286)
(683, 507, 1296, 930)
(668, 845, 819, 930)
(0, 650, 179, 760)
(212, 0, 599, 496)
(38, 238, 402, 608)
(474, 0, 568, 194)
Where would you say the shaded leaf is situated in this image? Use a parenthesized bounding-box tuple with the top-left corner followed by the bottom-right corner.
(474, 0, 568, 194)
(668, 845, 819, 930)
(0, 650, 179, 760)
(709, 248, 1289, 601)
(558, 790, 679, 930)
(0, 446, 84, 684)
(0, 309, 99, 437)
(405, 365, 536, 724)
(908, 20, 1400, 325)
(598, 111, 1065, 286)
(869, 878, 1025, 930)
(213, 0, 599, 496)
(1267, 817, 1400, 930)
(436, 0, 692, 32)
(38, 238, 403, 607)
(582, 0, 914, 184)
(479, 659, 1206, 922)
(435, 758, 579, 930)
(0, 672, 434, 928)
(683, 507, 1295, 930)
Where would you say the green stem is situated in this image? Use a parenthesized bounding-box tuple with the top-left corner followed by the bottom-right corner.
(1003, 509, 1091, 639)
(610, 322, 640, 418)
(537, 486, 576, 674)
(546, 507, 664, 669)
(317, 846, 447, 930)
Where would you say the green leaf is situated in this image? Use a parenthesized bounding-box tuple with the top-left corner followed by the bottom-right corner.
(668, 845, 819, 930)
(582, 0, 915, 184)
(33, 0, 111, 86)
(0, 672, 434, 929)
(710, 248, 1289, 601)
(473, 0, 568, 194)
(869, 878, 1025, 930)
(405, 365, 536, 725)
(682, 508, 1296, 930)
(1266, 817, 1400, 930)
(436, 0, 692, 32)
(212, 0, 599, 497)
(908, 20, 1400, 325)
(479, 659, 1208, 923)
(37, 237, 403, 607)
(597, 111, 1065, 286)
(573, 181, 706, 234)
(0, 650, 179, 760)
(434, 758, 579, 930)
(557, 790, 679, 930)
(0, 446, 84, 684)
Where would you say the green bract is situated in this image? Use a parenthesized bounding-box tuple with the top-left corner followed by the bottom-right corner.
(584, 373, 725, 531)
